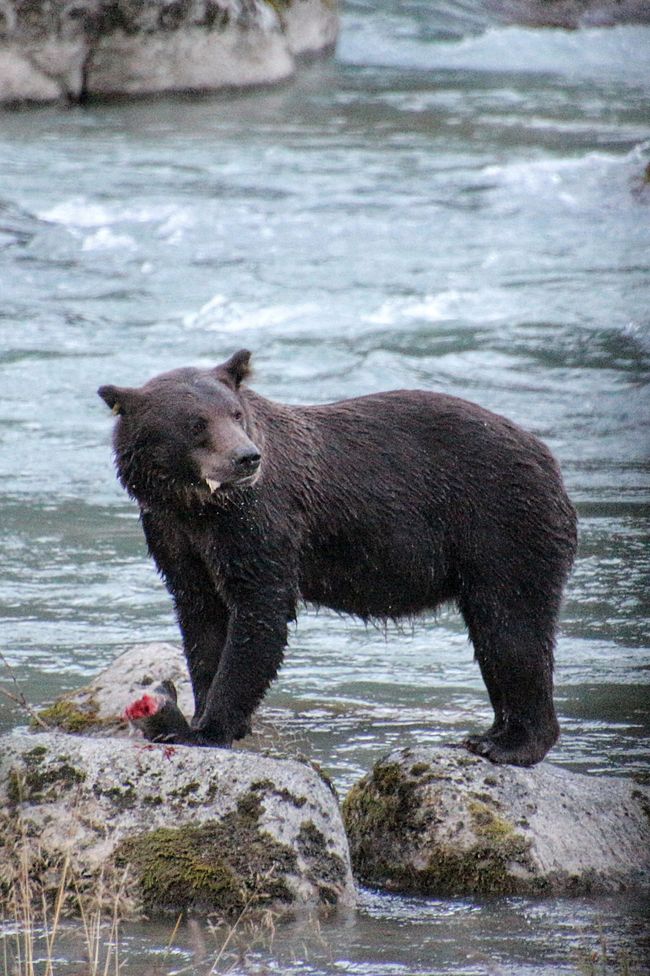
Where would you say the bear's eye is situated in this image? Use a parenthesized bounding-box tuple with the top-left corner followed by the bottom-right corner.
(190, 418, 208, 438)
(233, 410, 243, 423)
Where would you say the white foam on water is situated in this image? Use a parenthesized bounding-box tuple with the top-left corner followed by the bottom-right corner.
(339, 21, 650, 85)
(38, 197, 191, 231)
(157, 210, 195, 243)
(484, 145, 640, 182)
(183, 295, 320, 333)
(480, 141, 650, 213)
(39, 199, 115, 228)
(363, 287, 516, 326)
(81, 227, 136, 252)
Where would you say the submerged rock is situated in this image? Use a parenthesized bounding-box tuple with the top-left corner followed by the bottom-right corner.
(342, 746, 650, 897)
(0, 729, 355, 919)
(486, 0, 650, 28)
(0, 0, 339, 106)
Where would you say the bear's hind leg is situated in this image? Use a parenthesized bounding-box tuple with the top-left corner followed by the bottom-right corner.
(460, 597, 560, 766)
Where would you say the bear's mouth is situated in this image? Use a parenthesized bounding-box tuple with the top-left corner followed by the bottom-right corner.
(204, 471, 260, 494)
(235, 470, 260, 488)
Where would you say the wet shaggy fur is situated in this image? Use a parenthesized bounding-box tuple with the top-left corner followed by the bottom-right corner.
(99, 350, 577, 766)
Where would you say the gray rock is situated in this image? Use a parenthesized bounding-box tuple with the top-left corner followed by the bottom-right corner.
(0, 729, 356, 918)
(36, 641, 290, 751)
(36, 641, 194, 735)
(486, 0, 650, 28)
(0, 0, 339, 105)
(342, 746, 650, 896)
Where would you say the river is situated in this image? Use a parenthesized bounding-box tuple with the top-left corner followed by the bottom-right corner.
(1, 1, 649, 973)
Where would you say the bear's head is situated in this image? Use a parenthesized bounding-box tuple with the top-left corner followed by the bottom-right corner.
(98, 349, 261, 506)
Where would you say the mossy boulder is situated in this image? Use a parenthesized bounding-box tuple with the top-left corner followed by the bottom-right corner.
(34, 642, 289, 753)
(35, 642, 192, 738)
(0, 0, 339, 105)
(0, 729, 355, 919)
(342, 747, 650, 897)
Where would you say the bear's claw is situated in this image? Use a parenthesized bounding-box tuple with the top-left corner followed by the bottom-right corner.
(464, 727, 556, 768)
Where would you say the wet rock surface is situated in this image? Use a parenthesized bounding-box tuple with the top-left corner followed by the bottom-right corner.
(0, 0, 339, 105)
(342, 746, 650, 897)
(35, 641, 287, 751)
(0, 728, 356, 918)
(487, 0, 650, 28)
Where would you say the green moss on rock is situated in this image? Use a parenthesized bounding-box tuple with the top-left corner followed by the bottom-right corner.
(7, 758, 86, 804)
(96, 782, 138, 808)
(342, 760, 419, 839)
(24, 745, 48, 763)
(250, 778, 307, 808)
(36, 696, 101, 734)
(168, 780, 201, 801)
(414, 828, 534, 897)
(414, 797, 534, 896)
(343, 759, 535, 897)
(297, 820, 347, 904)
(264, 0, 292, 14)
(115, 796, 297, 916)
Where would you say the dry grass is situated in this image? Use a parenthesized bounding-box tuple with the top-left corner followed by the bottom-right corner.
(1, 840, 129, 976)
(1, 822, 281, 976)
(575, 929, 634, 976)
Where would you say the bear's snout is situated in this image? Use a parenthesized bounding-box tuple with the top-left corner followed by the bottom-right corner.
(232, 446, 261, 475)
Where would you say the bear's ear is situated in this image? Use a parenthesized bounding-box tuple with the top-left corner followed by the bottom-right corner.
(98, 385, 142, 416)
(216, 349, 252, 390)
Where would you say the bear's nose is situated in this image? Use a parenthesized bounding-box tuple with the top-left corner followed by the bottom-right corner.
(232, 448, 261, 473)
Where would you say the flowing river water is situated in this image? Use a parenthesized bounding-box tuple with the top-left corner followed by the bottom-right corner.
(1, 1, 649, 972)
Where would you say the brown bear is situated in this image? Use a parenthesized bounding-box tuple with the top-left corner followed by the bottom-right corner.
(99, 349, 577, 766)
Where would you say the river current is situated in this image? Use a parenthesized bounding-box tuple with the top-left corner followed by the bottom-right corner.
(1, 1, 649, 973)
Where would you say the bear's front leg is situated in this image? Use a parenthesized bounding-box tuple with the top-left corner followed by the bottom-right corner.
(190, 589, 292, 747)
(141, 512, 231, 724)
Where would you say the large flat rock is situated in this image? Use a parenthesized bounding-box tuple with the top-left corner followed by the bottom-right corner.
(342, 746, 650, 897)
(0, 0, 339, 105)
(0, 729, 355, 918)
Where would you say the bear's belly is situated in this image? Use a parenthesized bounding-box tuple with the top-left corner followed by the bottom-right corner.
(298, 547, 453, 621)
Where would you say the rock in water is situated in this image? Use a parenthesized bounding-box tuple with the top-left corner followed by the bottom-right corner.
(486, 0, 650, 28)
(36, 642, 286, 750)
(0, 0, 339, 106)
(0, 730, 355, 918)
(35, 642, 194, 737)
(342, 747, 650, 896)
